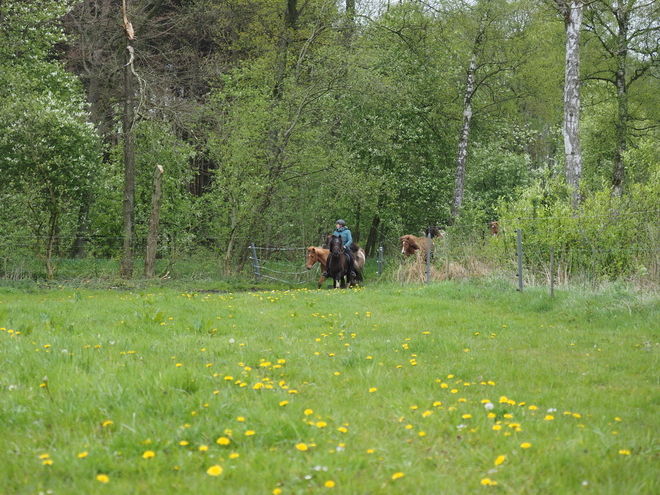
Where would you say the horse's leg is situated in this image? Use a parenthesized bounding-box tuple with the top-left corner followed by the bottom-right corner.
(318, 262, 326, 289)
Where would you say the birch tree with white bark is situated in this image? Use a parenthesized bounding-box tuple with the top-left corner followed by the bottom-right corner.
(554, 0, 585, 208)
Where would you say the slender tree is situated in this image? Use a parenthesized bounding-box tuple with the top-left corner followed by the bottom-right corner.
(554, 0, 585, 208)
(120, 0, 136, 278)
(584, 0, 660, 196)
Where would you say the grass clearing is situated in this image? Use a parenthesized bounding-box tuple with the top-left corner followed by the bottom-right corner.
(1, 281, 659, 494)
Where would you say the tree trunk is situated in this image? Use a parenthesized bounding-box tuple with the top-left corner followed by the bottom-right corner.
(365, 213, 381, 258)
(612, 7, 629, 197)
(451, 52, 477, 223)
(224, 204, 239, 277)
(144, 165, 164, 278)
(120, 0, 136, 278)
(558, 0, 584, 209)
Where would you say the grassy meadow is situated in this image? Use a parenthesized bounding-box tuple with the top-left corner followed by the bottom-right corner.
(1, 281, 659, 494)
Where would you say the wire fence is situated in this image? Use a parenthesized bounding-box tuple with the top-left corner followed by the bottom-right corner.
(247, 244, 320, 285)
(3, 211, 660, 289)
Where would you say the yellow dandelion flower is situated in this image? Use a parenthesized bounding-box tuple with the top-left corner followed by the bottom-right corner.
(462, 414, 472, 419)
(229, 453, 240, 459)
(296, 443, 309, 451)
(199, 445, 209, 452)
(521, 442, 532, 449)
(492, 425, 502, 431)
(338, 427, 348, 433)
(42, 459, 54, 465)
(544, 415, 554, 421)
(39, 454, 50, 459)
(78, 451, 88, 458)
(494, 455, 506, 466)
(96, 474, 110, 483)
(142, 450, 155, 459)
(206, 465, 223, 476)
(237, 416, 246, 422)
(325, 480, 336, 488)
(216, 437, 231, 446)
(422, 410, 432, 417)
(369, 387, 377, 393)
(619, 449, 631, 455)
(529, 405, 538, 411)
(245, 430, 255, 436)
(179, 441, 189, 446)
(273, 489, 283, 495)
(304, 409, 314, 416)
(391, 472, 405, 480)
(366, 448, 375, 454)
(102, 420, 113, 427)
(499, 396, 508, 403)
(279, 400, 289, 406)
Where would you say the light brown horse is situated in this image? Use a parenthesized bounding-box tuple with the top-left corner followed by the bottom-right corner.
(306, 246, 329, 289)
(400, 235, 434, 257)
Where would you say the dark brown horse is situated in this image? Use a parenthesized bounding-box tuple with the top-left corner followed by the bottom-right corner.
(306, 246, 330, 289)
(326, 235, 352, 288)
(324, 234, 366, 278)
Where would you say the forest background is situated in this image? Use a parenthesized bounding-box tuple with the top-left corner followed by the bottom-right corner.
(1, 0, 660, 285)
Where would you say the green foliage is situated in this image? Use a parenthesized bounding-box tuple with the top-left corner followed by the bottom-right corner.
(0, 2, 101, 277)
(495, 173, 660, 282)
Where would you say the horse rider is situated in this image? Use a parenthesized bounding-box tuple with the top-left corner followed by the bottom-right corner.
(323, 219, 356, 278)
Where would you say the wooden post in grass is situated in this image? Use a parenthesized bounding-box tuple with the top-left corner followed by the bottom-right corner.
(426, 229, 431, 285)
(550, 246, 555, 297)
(144, 164, 164, 278)
(517, 229, 523, 292)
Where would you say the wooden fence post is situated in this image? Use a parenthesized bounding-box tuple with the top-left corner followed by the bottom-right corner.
(517, 228, 523, 292)
(426, 229, 431, 285)
(550, 246, 555, 297)
(144, 164, 163, 278)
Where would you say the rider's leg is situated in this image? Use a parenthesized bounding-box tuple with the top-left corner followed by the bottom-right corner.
(346, 251, 356, 277)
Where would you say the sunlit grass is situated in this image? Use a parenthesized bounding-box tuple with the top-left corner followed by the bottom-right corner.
(0, 281, 658, 494)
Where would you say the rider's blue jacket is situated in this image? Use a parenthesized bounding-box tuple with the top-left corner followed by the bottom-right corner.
(333, 226, 352, 249)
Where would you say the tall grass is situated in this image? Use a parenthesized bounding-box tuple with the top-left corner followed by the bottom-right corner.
(1, 281, 658, 494)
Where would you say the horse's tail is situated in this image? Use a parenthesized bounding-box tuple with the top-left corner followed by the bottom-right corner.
(354, 248, 366, 270)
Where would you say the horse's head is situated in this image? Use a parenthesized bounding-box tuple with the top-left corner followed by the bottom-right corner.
(400, 235, 424, 256)
(329, 235, 344, 256)
(306, 247, 317, 270)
